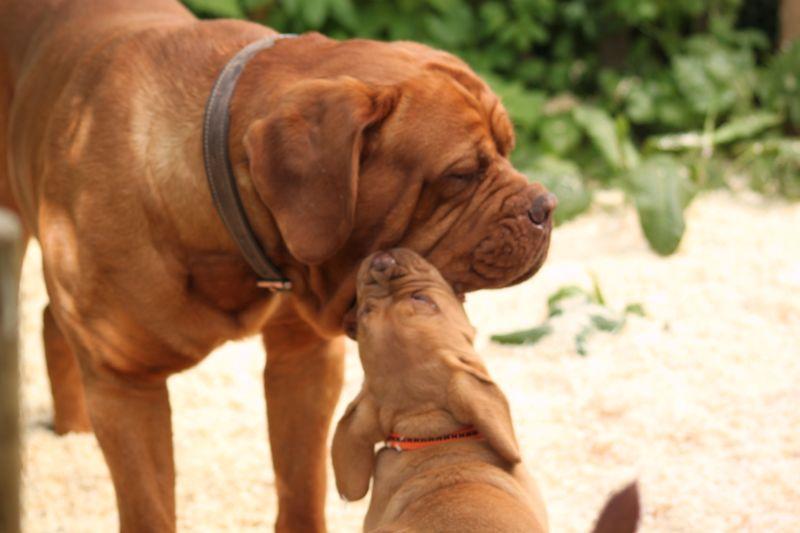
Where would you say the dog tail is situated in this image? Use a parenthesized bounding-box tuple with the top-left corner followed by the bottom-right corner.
(589, 481, 640, 533)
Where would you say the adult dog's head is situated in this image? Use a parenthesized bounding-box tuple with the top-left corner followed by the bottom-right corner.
(236, 34, 556, 336)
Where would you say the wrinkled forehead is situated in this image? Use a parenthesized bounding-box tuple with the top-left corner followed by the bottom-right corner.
(387, 42, 515, 155)
(380, 79, 514, 173)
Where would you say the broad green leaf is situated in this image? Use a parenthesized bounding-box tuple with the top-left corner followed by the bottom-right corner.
(672, 37, 756, 118)
(590, 314, 625, 332)
(624, 303, 646, 316)
(539, 115, 582, 156)
(573, 106, 636, 171)
(628, 155, 694, 255)
(672, 55, 717, 115)
(575, 325, 592, 356)
(491, 324, 553, 345)
(617, 116, 642, 169)
(713, 112, 782, 145)
(621, 138, 642, 169)
(547, 285, 590, 316)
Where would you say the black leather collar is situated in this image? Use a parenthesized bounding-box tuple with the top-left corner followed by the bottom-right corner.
(202, 34, 296, 291)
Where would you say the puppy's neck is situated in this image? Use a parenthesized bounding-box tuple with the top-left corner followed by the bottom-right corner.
(389, 409, 465, 440)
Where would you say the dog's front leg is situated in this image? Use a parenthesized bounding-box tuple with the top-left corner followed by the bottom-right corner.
(262, 312, 345, 533)
(43, 304, 92, 434)
(79, 353, 176, 533)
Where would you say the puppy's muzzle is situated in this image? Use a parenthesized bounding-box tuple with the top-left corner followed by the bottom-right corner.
(371, 252, 397, 272)
(367, 251, 409, 287)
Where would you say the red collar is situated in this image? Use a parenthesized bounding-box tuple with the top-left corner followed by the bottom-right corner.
(385, 426, 482, 452)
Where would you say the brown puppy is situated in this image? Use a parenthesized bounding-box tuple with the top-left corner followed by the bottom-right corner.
(0, 1, 554, 530)
(333, 249, 640, 533)
(333, 248, 548, 532)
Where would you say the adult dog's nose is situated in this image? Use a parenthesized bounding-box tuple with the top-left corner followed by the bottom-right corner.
(371, 252, 397, 272)
(528, 192, 558, 226)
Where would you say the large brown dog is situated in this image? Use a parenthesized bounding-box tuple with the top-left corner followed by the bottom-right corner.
(333, 249, 639, 533)
(0, 1, 554, 531)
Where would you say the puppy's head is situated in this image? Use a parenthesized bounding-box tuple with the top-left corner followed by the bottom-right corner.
(354, 247, 475, 374)
(333, 248, 521, 501)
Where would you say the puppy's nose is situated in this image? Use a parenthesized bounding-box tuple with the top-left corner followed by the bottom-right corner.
(528, 192, 558, 226)
(371, 252, 397, 272)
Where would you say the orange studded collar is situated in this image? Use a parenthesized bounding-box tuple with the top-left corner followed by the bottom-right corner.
(384, 426, 483, 452)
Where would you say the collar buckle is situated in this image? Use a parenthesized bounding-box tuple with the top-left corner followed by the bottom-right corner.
(256, 279, 293, 292)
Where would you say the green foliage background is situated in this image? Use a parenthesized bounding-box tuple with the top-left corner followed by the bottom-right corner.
(183, 0, 799, 254)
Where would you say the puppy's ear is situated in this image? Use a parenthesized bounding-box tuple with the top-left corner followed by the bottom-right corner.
(245, 77, 399, 265)
(447, 358, 521, 464)
(331, 390, 382, 501)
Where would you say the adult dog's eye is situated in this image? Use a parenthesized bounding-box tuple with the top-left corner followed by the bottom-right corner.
(411, 292, 438, 310)
(446, 170, 482, 182)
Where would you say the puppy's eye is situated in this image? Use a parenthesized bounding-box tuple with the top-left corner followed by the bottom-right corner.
(358, 303, 375, 317)
(410, 292, 438, 310)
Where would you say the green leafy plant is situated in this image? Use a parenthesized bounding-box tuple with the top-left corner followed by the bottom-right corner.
(759, 41, 800, 130)
(573, 105, 640, 172)
(491, 278, 645, 356)
(627, 155, 695, 255)
(489, 324, 553, 346)
(649, 112, 783, 151)
(736, 138, 800, 199)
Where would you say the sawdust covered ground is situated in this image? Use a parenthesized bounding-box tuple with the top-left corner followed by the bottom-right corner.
(19, 190, 800, 532)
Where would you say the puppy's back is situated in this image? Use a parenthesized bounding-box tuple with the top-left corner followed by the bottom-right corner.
(376, 482, 546, 533)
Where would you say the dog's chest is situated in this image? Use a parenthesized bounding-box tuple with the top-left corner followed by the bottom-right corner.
(186, 254, 268, 314)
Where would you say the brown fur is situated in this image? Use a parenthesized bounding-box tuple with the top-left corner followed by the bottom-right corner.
(0, 1, 554, 531)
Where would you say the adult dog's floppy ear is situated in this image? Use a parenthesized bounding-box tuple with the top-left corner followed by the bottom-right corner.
(447, 358, 521, 464)
(331, 390, 382, 501)
(245, 77, 399, 264)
